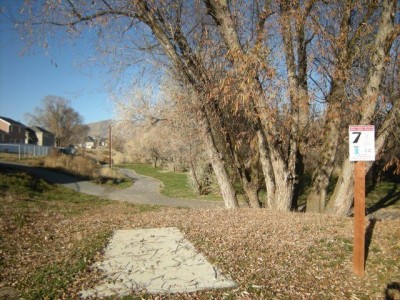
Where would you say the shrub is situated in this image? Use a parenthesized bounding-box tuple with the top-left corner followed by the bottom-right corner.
(42, 155, 99, 179)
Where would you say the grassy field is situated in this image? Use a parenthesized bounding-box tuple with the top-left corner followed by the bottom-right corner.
(0, 166, 399, 299)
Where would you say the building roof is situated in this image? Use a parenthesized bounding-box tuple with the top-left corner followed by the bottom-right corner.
(85, 136, 95, 142)
(30, 126, 54, 135)
(0, 116, 26, 127)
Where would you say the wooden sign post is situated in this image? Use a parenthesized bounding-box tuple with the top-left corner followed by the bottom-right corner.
(349, 125, 375, 277)
(353, 161, 366, 277)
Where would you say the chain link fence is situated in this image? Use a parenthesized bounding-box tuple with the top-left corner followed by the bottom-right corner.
(0, 143, 53, 159)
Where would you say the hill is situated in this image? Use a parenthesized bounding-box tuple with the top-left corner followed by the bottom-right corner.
(86, 120, 112, 139)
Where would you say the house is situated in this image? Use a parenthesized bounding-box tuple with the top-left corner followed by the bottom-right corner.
(29, 126, 55, 147)
(0, 116, 26, 144)
(98, 138, 109, 148)
(84, 136, 95, 149)
(0, 129, 10, 143)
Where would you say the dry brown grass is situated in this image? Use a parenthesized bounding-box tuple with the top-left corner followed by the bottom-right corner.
(42, 154, 99, 179)
(98, 167, 124, 179)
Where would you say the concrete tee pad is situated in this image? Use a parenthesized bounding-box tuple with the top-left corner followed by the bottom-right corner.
(79, 227, 236, 298)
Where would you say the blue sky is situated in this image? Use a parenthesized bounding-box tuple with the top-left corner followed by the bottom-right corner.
(0, 3, 114, 125)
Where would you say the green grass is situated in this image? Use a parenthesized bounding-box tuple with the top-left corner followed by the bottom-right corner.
(366, 180, 400, 211)
(121, 164, 221, 201)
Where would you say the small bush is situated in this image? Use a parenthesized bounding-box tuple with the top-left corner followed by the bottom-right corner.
(98, 167, 124, 179)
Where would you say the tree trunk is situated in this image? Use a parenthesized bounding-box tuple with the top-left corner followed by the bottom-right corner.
(152, 157, 158, 168)
(189, 160, 202, 195)
(200, 108, 239, 209)
(204, 0, 298, 210)
(306, 177, 329, 213)
(306, 82, 344, 213)
(242, 141, 262, 208)
(257, 131, 276, 208)
(267, 141, 294, 211)
(326, 159, 354, 215)
(207, 97, 262, 208)
(279, 1, 310, 211)
(271, 160, 294, 211)
(305, 1, 351, 213)
(256, 129, 296, 211)
(208, 143, 239, 208)
(243, 181, 260, 208)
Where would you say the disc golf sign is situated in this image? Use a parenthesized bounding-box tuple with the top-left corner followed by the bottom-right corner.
(349, 125, 375, 277)
(349, 125, 375, 162)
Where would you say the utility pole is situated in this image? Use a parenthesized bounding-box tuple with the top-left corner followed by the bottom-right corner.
(109, 123, 112, 169)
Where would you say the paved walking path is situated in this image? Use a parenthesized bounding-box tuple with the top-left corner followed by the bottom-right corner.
(106, 168, 224, 208)
(0, 161, 223, 209)
(79, 227, 236, 298)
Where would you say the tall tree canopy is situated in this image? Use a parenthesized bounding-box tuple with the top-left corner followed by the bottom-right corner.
(14, 0, 400, 214)
(27, 95, 89, 147)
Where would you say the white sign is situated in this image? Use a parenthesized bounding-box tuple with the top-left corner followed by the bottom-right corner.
(349, 125, 375, 162)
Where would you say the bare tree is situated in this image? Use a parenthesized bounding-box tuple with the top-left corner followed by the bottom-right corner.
(114, 79, 215, 194)
(27, 96, 89, 147)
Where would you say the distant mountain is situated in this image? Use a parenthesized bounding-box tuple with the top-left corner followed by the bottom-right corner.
(86, 120, 112, 139)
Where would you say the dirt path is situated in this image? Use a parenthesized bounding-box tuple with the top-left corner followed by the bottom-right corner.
(0, 161, 223, 209)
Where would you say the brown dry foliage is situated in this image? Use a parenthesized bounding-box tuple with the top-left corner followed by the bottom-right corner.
(42, 154, 99, 179)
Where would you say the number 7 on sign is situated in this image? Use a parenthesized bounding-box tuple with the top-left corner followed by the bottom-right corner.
(352, 132, 361, 143)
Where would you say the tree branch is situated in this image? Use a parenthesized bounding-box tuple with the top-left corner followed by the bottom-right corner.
(66, 0, 83, 19)
(32, 9, 137, 27)
(255, 0, 273, 48)
(101, 0, 113, 11)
